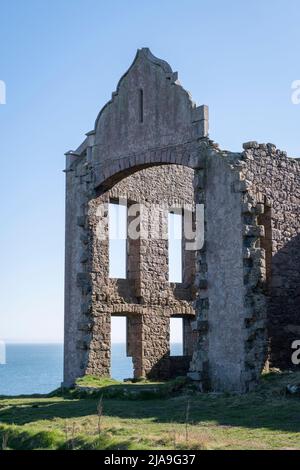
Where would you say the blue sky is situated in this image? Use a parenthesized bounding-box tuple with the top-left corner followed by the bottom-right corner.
(0, 0, 299, 342)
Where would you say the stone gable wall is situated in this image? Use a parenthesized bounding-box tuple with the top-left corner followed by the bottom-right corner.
(64, 49, 297, 392)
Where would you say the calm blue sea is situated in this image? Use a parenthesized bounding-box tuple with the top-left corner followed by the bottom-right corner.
(0, 343, 182, 396)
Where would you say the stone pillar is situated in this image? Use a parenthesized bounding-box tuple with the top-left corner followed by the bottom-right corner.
(127, 313, 171, 379)
(127, 315, 144, 378)
(188, 153, 210, 390)
(182, 204, 196, 288)
(143, 312, 170, 379)
(86, 312, 111, 377)
(127, 203, 142, 298)
(183, 317, 194, 356)
(85, 194, 112, 377)
(63, 151, 92, 386)
(139, 203, 169, 304)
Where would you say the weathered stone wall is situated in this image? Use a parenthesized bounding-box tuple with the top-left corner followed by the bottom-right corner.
(64, 154, 93, 385)
(65, 162, 197, 384)
(242, 142, 300, 369)
(188, 143, 268, 392)
(64, 48, 294, 392)
(93, 48, 207, 167)
(205, 152, 246, 391)
(64, 137, 272, 391)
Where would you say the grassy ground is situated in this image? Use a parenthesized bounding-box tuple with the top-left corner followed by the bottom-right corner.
(0, 370, 300, 450)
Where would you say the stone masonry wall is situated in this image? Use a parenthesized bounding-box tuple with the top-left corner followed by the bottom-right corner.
(65, 136, 271, 392)
(242, 142, 300, 369)
(188, 141, 268, 392)
(78, 164, 196, 381)
(64, 49, 282, 392)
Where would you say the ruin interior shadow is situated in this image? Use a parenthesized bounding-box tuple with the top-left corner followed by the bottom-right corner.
(268, 233, 300, 370)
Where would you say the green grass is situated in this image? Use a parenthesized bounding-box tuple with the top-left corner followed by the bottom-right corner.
(0, 370, 300, 450)
(72, 375, 190, 399)
(75, 375, 121, 388)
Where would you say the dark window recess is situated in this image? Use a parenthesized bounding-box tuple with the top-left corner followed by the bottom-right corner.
(258, 203, 272, 291)
(139, 89, 143, 123)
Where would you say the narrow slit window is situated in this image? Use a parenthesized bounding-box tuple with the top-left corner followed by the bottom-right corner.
(170, 317, 183, 356)
(139, 89, 143, 123)
(168, 211, 182, 283)
(109, 202, 127, 279)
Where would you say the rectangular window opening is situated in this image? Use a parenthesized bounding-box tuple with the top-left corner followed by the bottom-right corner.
(170, 317, 183, 356)
(111, 316, 133, 380)
(168, 211, 182, 283)
(109, 202, 127, 279)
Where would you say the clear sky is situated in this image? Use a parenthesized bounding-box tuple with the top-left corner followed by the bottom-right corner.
(0, 0, 299, 343)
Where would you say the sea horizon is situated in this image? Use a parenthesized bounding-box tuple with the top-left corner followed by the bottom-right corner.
(0, 342, 182, 396)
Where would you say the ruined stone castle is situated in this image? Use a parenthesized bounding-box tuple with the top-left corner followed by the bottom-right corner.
(64, 48, 300, 392)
